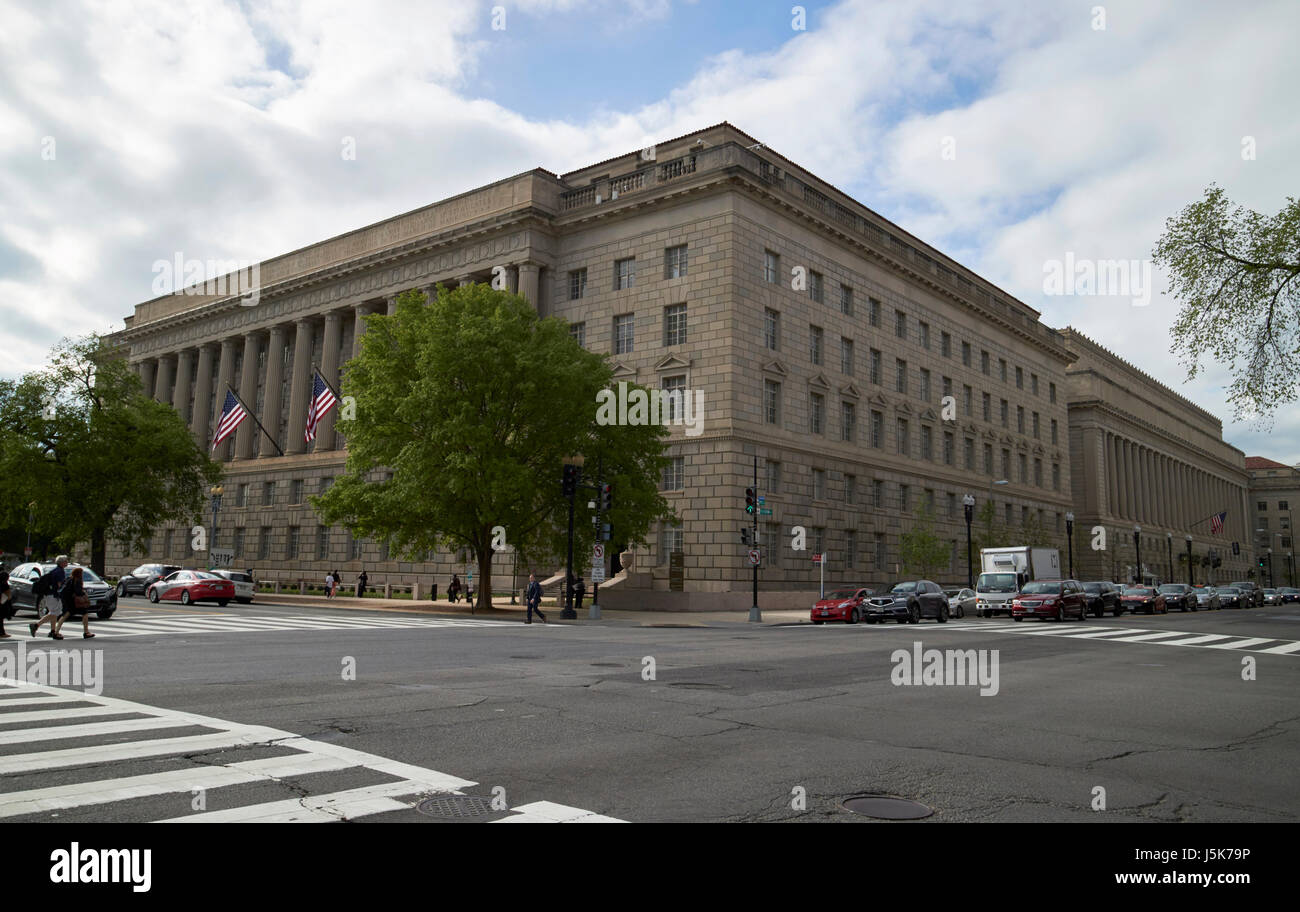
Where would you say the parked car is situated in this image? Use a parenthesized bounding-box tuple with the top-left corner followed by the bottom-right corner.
(811, 587, 873, 624)
(6, 562, 118, 619)
(1216, 586, 1249, 609)
(211, 568, 256, 605)
(1012, 579, 1089, 622)
(865, 580, 949, 624)
(116, 563, 182, 599)
(1082, 580, 1123, 617)
(1263, 588, 1284, 605)
(1121, 586, 1168, 615)
(1158, 583, 1197, 612)
(1277, 587, 1300, 603)
(1192, 586, 1222, 610)
(943, 588, 976, 619)
(146, 570, 235, 606)
(1229, 581, 1264, 607)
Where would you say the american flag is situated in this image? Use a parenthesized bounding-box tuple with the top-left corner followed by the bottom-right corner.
(304, 371, 338, 443)
(211, 390, 248, 450)
(1210, 511, 1227, 534)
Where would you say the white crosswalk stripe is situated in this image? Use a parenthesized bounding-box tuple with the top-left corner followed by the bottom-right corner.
(0, 682, 622, 823)
(6, 612, 535, 640)
(911, 620, 1300, 655)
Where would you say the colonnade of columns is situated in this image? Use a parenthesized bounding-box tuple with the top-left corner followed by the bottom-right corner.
(1103, 430, 1241, 535)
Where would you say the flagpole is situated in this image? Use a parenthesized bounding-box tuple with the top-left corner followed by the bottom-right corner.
(226, 384, 284, 457)
(313, 366, 343, 402)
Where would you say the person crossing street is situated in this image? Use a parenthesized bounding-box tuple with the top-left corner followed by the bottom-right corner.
(525, 573, 546, 624)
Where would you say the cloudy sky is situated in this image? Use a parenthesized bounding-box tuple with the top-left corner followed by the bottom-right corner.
(2, 0, 1296, 461)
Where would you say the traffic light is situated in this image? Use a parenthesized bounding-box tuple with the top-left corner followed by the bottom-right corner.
(741, 527, 752, 545)
(600, 483, 612, 512)
(562, 464, 578, 497)
(745, 487, 756, 514)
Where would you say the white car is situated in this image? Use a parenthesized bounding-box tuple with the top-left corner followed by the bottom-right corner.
(943, 588, 976, 619)
(211, 569, 255, 604)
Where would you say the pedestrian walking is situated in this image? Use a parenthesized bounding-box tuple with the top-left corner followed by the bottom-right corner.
(54, 566, 95, 639)
(448, 574, 462, 603)
(525, 573, 546, 624)
(29, 555, 69, 640)
(324, 571, 335, 598)
(356, 570, 368, 598)
(332, 569, 342, 598)
(573, 576, 586, 614)
(0, 563, 13, 639)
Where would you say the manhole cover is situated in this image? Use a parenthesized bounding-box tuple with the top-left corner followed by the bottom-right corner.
(842, 796, 934, 820)
(416, 796, 498, 819)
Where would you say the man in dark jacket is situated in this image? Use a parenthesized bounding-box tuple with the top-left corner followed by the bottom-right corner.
(573, 576, 586, 614)
(525, 573, 546, 624)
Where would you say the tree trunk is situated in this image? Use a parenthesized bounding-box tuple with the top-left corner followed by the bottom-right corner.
(476, 546, 492, 614)
(90, 527, 107, 577)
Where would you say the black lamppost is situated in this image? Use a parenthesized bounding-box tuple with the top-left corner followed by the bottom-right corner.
(1185, 535, 1193, 586)
(1133, 525, 1142, 585)
(1268, 547, 1275, 588)
(1166, 532, 1173, 585)
(24, 501, 35, 561)
(1065, 512, 1074, 579)
(210, 484, 224, 563)
(963, 494, 975, 588)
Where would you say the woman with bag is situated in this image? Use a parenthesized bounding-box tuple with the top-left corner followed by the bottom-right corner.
(54, 566, 95, 639)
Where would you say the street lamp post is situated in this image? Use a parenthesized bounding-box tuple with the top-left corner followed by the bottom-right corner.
(1065, 512, 1074, 579)
(1268, 547, 1275, 589)
(1185, 535, 1193, 586)
(963, 495, 975, 588)
(1133, 525, 1142, 585)
(1166, 532, 1173, 585)
(209, 485, 224, 564)
(25, 501, 35, 561)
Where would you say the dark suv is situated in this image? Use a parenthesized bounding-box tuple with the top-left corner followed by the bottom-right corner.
(1081, 581, 1123, 617)
(1229, 581, 1264, 607)
(6, 562, 118, 619)
(865, 580, 949, 624)
(116, 563, 182, 598)
(1158, 583, 1197, 612)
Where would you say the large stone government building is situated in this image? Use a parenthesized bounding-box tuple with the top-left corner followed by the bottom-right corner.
(107, 124, 1256, 607)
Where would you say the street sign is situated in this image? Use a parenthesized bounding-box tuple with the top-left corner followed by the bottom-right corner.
(811, 553, 822, 563)
(757, 496, 765, 504)
(759, 508, 773, 516)
(210, 548, 234, 568)
(23, 546, 32, 557)
(593, 543, 604, 560)
(748, 549, 761, 566)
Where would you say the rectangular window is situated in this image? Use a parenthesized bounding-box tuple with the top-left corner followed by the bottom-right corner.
(1031, 373, 1039, 396)
(942, 376, 953, 401)
(942, 331, 952, 357)
(962, 341, 972, 366)
(659, 523, 683, 563)
(875, 537, 887, 569)
(943, 431, 954, 466)
(1018, 453, 1027, 483)
(320, 476, 333, 493)
(895, 359, 908, 394)
(982, 393, 991, 422)
(896, 418, 910, 457)
(1002, 448, 1011, 479)
(349, 532, 363, 561)
(1034, 458, 1043, 487)
(291, 479, 303, 504)
(981, 350, 990, 375)
(919, 368, 931, 402)
(570, 322, 586, 347)
(661, 455, 685, 491)
(812, 468, 826, 500)
(1032, 412, 1040, 439)
(919, 322, 930, 350)
(809, 392, 825, 435)
(963, 384, 972, 416)
(870, 349, 882, 385)
(1280, 500, 1290, 510)
(764, 308, 780, 351)
(262, 481, 274, 506)
(764, 250, 780, 284)
(664, 245, 688, 279)
(809, 271, 823, 303)
(839, 284, 854, 316)
(845, 474, 856, 505)
(163, 528, 173, 556)
(317, 526, 330, 561)
(614, 313, 634, 354)
(763, 379, 781, 425)
(871, 410, 883, 448)
(1017, 406, 1025, 434)
(845, 531, 857, 570)
(895, 310, 906, 339)
(921, 425, 933, 461)
(1000, 399, 1009, 427)
(840, 338, 854, 376)
(765, 460, 781, 494)
(1049, 382, 1057, 404)
(569, 268, 587, 300)
(999, 358, 1008, 383)
(873, 479, 885, 508)
(1051, 419, 1058, 445)
(1258, 501, 1269, 511)
(984, 443, 994, 475)
(899, 484, 910, 513)
(663, 303, 687, 347)
(661, 375, 686, 421)
(259, 527, 271, 560)
(286, 526, 299, 559)
(1053, 463, 1061, 491)
(869, 298, 881, 327)
(841, 401, 856, 442)
(813, 527, 826, 557)
(809, 325, 823, 365)
(615, 257, 636, 290)
(947, 492, 957, 518)
(1015, 366, 1024, 389)
(964, 438, 975, 470)
(236, 484, 248, 508)
(1006, 504, 1014, 526)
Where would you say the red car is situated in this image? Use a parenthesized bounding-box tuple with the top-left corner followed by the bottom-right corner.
(147, 570, 236, 606)
(811, 587, 873, 624)
(1120, 586, 1168, 615)
(1012, 579, 1089, 622)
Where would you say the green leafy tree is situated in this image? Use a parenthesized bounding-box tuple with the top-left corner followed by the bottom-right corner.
(899, 500, 949, 580)
(972, 499, 1011, 552)
(0, 336, 222, 574)
(314, 285, 674, 612)
(1154, 184, 1300, 424)
(1018, 511, 1054, 548)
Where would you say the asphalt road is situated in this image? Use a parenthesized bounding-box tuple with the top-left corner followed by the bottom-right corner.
(3, 597, 1298, 823)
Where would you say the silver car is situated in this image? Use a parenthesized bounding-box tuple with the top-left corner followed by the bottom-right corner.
(210, 569, 255, 604)
(943, 588, 976, 619)
(1192, 587, 1222, 610)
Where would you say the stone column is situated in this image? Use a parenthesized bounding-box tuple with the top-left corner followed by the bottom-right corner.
(457, 276, 473, 288)
(386, 295, 399, 316)
(214, 338, 238, 461)
(286, 319, 315, 455)
(262, 326, 287, 456)
(192, 344, 216, 449)
(154, 355, 175, 405)
(1145, 449, 1157, 524)
(138, 359, 157, 399)
(234, 332, 262, 460)
(1125, 440, 1137, 521)
(315, 312, 343, 450)
(352, 305, 370, 359)
(173, 349, 194, 428)
(518, 263, 540, 309)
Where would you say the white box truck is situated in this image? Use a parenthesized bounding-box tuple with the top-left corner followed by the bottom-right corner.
(976, 547, 1062, 618)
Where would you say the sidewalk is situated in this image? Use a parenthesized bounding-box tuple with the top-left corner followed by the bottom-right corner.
(247, 592, 810, 627)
